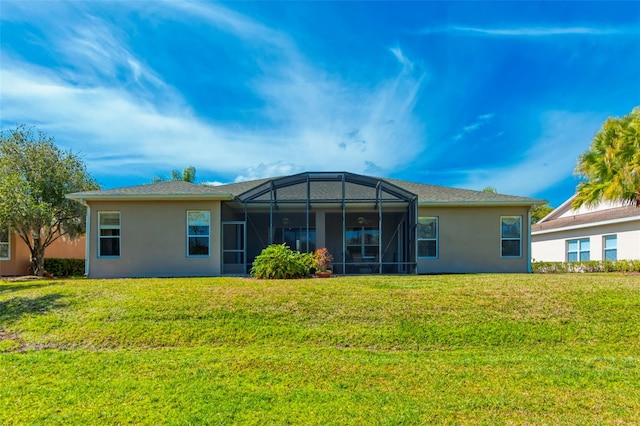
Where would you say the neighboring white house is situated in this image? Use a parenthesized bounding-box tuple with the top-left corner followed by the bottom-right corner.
(531, 195, 640, 262)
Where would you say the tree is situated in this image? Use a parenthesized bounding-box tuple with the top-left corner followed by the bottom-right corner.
(152, 166, 196, 184)
(531, 204, 554, 223)
(573, 107, 640, 208)
(482, 186, 497, 193)
(0, 125, 99, 276)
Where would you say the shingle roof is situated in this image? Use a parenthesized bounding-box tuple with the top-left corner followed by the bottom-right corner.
(532, 205, 640, 232)
(67, 180, 235, 200)
(67, 172, 545, 206)
(384, 178, 545, 205)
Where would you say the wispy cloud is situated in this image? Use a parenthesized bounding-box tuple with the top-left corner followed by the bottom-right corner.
(1, 2, 428, 184)
(452, 113, 495, 142)
(418, 25, 634, 37)
(454, 111, 603, 198)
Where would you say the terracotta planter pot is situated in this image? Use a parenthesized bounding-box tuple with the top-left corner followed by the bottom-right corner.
(315, 271, 332, 278)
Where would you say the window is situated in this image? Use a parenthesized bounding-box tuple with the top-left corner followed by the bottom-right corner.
(567, 238, 590, 262)
(501, 216, 522, 257)
(0, 226, 9, 260)
(346, 227, 379, 260)
(603, 235, 617, 261)
(187, 211, 210, 256)
(274, 227, 316, 252)
(418, 217, 438, 258)
(98, 212, 120, 257)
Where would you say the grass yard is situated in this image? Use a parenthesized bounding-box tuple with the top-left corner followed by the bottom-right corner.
(1, 274, 639, 425)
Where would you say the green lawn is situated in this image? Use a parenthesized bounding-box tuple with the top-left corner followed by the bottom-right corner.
(1, 274, 639, 424)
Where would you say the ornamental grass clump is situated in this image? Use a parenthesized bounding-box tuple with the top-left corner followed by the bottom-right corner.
(250, 243, 315, 279)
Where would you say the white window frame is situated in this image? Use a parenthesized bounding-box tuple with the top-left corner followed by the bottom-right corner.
(98, 211, 121, 258)
(0, 225, 10, 260)
(603, 235, 617, 261)
(567, 238, 590, 262)
(187, 210, 210, 257)
(417, 216, 438, 258)
(500, 216, 522, 258)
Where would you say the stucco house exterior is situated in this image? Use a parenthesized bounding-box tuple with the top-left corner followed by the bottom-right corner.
(531, 195, 640, 262)
(66, 172, 545, 278)
(0, 228, 85, 276)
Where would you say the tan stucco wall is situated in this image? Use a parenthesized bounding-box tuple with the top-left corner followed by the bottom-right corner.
(0, 233, 30, 276)
(86, 200, 221, 278)
(417, 206, 531, 274)
(0, 233, 85, 276)
(48, 234, 86, 259)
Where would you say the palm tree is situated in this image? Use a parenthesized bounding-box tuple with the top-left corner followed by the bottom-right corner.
(573, 107, 640, 208)
(152, 166, 196, 184)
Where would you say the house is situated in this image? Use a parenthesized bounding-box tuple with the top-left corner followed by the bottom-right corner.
(66, 171, 545, 278)
(531, 195, 640, 262)
(0, 228, 85, 276)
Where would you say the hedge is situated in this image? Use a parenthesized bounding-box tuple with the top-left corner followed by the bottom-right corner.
(532, 260, 640, 273)
(44, 258, 85, 277)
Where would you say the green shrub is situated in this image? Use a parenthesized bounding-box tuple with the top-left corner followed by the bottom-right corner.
(44, 258, 85, 277)
(532, 260, 640, 274)
(250, 244, 315, 279)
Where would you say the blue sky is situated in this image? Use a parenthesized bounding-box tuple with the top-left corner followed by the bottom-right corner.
(1, 1, 639, 207)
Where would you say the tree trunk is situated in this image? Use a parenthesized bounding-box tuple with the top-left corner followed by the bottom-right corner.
(29, 240, 46, 276)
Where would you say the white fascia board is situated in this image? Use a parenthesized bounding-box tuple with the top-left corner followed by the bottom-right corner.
(532, 215, 640, 235)
(536, 195, 576, 224)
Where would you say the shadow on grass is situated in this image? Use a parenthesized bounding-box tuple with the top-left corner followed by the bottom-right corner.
(0, 281, 57, 295)
(0, 293, 66, 324)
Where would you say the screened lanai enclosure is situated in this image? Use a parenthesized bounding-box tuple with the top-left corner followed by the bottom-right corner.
(220, 172, 418, 275)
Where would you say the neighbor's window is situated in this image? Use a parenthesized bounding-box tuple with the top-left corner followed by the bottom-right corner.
(187, 211, 210, 256)
(567, 238, 590, 262)
(98, 212, 120, 257)
(0, 226, 9, 260)
(500, 216, 522, 257)
(418, 217, 438, 258)
(603, 235, 617, 261)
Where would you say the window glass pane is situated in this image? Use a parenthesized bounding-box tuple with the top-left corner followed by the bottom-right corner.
(604, 249, 617, 261)
(502, 240, 520, 257)
(418, 240, 436, 257)
(364, 246, 378, 258)
(346, 229, 361, 245)
(418, 217, 437, 239)
(0, 243, 9, 258)
(567, 240, 578, 252)
(100, 229, 120, 237)
(567, 252, 578, 262)
(188, 211, 210, 227)
(346, 246, 360, 259)
(0, 227, 8, 242)
(579, 251, 590, 261)
(363, 229, 379, 244)
(100, 238, 120, 256)
(501, 217, 521, 239)
(604, 235, 617, 249)
(99, 212, 120, 227)
(188, 225, 209, 236)
(189, 237, 209, 256)
(580, 238, 590, 251)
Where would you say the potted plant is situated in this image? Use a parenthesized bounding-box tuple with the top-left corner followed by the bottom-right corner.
(313, 247, 333, 278)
